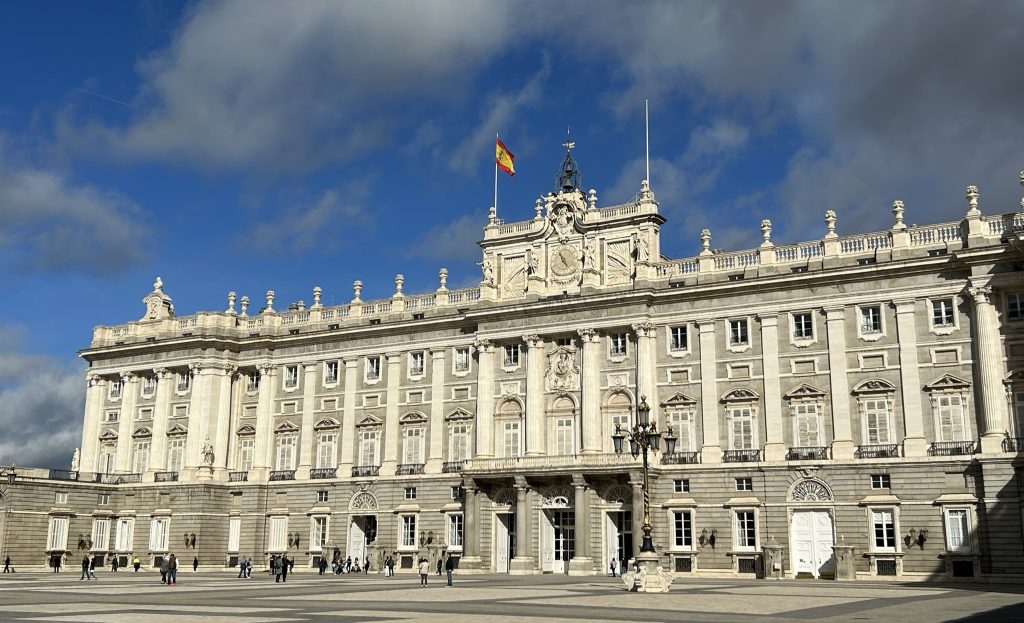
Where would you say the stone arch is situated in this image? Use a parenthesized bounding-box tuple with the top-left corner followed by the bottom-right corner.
(547, 394, 578, 413)
(496, 397, 524, 418)
(349, 491, 379, 511)
(604, 484, 633, 505)
(493, 488, 517, 507)
(541, 484, 574, 508)
(603, 389, 635, 408)
(787, 478, 834, 502)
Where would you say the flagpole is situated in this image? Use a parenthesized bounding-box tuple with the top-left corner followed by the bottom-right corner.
(494, 133, 499, 217)
(645, 99, 650, 185)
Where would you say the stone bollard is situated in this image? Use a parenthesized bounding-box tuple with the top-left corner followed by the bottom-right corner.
(832, 539, 857, 581)
(762, 539, 785, 579)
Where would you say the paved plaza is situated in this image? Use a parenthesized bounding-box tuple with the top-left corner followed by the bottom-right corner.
(0, 572, 1021, 623)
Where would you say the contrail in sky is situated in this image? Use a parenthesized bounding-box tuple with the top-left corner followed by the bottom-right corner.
(46, 78, 132, 108)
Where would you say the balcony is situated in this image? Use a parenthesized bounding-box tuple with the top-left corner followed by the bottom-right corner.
(352, 465, 380, 477)
(120, 473, 142, 483)
(47, 469, 79, 481)
(1003, 437, 1024, 452)
(97, 473, 121, 484)
(442, 461, 465, 473)
(396, 463, 425, 476)
(929, 441, 976, 456)
(154, 471, 178, 482)
(269, 470, 296, 481)
(228, 471, 249, 482)
(723, 449, 761, 463)
(787, 447, 829, 461)
(310, 468, 337, 480)
(856, 444, 900, 459)
(661, 451, 699, 465)
(463, 453, 634, 474)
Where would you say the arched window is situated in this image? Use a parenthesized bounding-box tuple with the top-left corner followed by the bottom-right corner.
(496, 399, 523, 458)
(604, 392, 633, 453)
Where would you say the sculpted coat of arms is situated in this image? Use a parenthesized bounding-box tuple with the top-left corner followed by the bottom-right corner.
(545, 347, 580, 392)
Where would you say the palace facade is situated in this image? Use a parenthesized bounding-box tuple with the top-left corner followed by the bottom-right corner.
(4, 153, 1024, 581)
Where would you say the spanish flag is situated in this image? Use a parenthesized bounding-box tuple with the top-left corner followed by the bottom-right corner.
(495, 139, 515, 176)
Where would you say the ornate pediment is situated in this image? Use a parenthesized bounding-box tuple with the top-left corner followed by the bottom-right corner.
(721, 388, 760, 403)
(132, 427, 152, 438)
(140, 277, 174, 321)
(399, 412, 427, 424)
(852, 378, 897, 395)
(236, 424, 257, 436)
(356, 414, 383, 428)
(314, 417, 340, 430)
(783, 383, 826, 400)
(545, 347, 580, 392)
(166, 423, 188, 436)
(98, 430, 118, 441)
(923, 374, 971, 392)
(274, 420, 299, 433)
(661, 392, 697, 407)
(445, 408, 474, 421)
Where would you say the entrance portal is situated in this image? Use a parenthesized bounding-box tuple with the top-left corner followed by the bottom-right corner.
(494, 513, 515, 573)
(605, 510, 633, 573)
(541, 510, 574, 573)
(348, 515, 377, 564)
(789, 510, 834, 578)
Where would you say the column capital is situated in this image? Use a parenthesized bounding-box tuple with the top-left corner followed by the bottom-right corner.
(343, 357, 359, 367)
(577, 328, 599, 343)
(756, 314, 778, 327)
(120, 371, 137, 382)
(385, 352, 403, 364)
(631, 322, 657, 338)
(473, 338, 493, 352)
(153, 367, 173, 379)
(571, 473, 588, 487)
(824, 306, 846, 321)
(87, 373, 104, 387)
(966, 285, 993, 304)
(514, 475, 530, 489)
(256, 362, 276, 375)
(892, 299, 917, 314)
(188, 362, 204, 374)
(522, 334, 544, 349)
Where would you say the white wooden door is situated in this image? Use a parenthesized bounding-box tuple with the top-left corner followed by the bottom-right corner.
(605, 513, 618, 572)
(540, 511, 554, 572)
(812, 511, 836, 578)
(495, 514, 510, 573)
(349, 517, 366, 562)
(789, 510, 834, 578)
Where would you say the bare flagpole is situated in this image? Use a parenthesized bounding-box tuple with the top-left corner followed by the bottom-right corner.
(645, 99, 650, 186)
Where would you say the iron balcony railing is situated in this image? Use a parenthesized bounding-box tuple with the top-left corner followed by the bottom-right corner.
(310, 468, 337, 480)
(120, 473, 142, 483)
(661, 451, 699, 465)
(1003, 437, 1024, 452)
(396, 464, 425, 476)
(269, 470, 296, 481)
(352, 465, 380, 477)
(47, 469, 79, 481)
(442, 461, 465, 473)
(154, 471, 178, 482)
(855, 444, 900, 459)
(723, 449, 761, 463)
(929, 441, 976, 456)
(228, 471, 249, 482)
(787, 446, 829, 461)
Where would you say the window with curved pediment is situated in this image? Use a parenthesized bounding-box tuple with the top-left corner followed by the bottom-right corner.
(496, 399, 523, 458)
(549, 396, 577, 456)
(852, 379, 896, 445)
(662, 393, 696, 453)
(784, 384, 826, 448)
(605, 391, 633, 452)
(722, 388, 760, 450)
(923, 375, 972, 442)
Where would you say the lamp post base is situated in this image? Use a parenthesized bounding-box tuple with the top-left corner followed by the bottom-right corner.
(622, 552, 673, 593)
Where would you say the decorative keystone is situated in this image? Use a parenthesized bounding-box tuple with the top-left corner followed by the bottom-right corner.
(965, 185, 980, 217)
(240, 296, 249, 317)
(394, 274, 405, 297)
(699, 228, 712, 256)
(352, 280, 363, 303)
(588, 188, 597, 211)
(312, 286, 322, 309)
(891, 200, 906, 230)
(264, 290, 276, 314)
(438, 268, 448, 292)
(824, 210, 838, 239)
(760, 219, 773, 247)
(226, 291, 237, 315)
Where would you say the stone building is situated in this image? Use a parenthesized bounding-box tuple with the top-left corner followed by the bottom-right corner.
(3, 150, 1024, 581)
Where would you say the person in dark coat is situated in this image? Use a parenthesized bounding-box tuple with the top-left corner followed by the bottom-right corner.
(3, 555, 11, 573)
(111, 557, 118, 572)
(436, 558, 443, 576)
(80, 556, 92, 580)
(280, 556, 289, 582)
(445, 554, 455, 587)
(192, 556, 199, 573)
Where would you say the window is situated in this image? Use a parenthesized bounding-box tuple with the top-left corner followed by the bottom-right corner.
(47, 516, 69, 551)
(275, 435, 297, 471)
(317, 490, 329, 503)
(109, 380, 123, 399)
(735, 511, 756, 550)
(311, 517, 328, 550)
(268, 516, 288, 551)
(554, 417, 575, 456)
(237, 437, 255, 471)
(669, 325, 688, 351)
(132, 439, 150, 474)
(945, 509, 971, 552)
(609, 333, 628, 357)
(793, 403, 820, 447)
(324, 361, 339, 385)
(871, 474, 891, 489)
(502, 421, 521, 458)
(91, 519, 110, 551)
(322, 398, 337, 411)
(283, 365, 298, 389)
(405, 487, 417, 500)
(407, 391, 423, 404)
(366, 356, 381, 381)
(932, 299, 955, 327)
(872, 509, 896, 551)
(735, 477, 753, 491)
(448, 513, 464, 549)
(359, 429, 379, 466)
(451, 486, 464, 500)
(316, 433, 337, 469)
(556, 337, 573, 347)
(729, 407, 755, 450)
(55, 491, 68, 505)
(228, 517, 241, 552)
(142, 376, 157, 396)
(673, 510, 693, 549)
(401, 515, 417, 549)
(936, 395, 968, 441)
(149, 517, 170, 551)
(247, 373, 260, 392)
(409, 351, 425, 377)
(172, 404, 188, 418)
(792, 313, 813, 340)
(403, 427, 424, 464)
(860, 305, 882, 334)
(1008, 293, 1024, 321)
(136, 407, 153, 421)
(280, 401, 298, 415)
(114, 518, 134, 551)
(673, 479, 690, 493)
(176, 372, 190, 392)
(863, 399, 892, 444)
(98, 449, 116, 474)
(454, 347, 470, 373)
(503, 344, 520, 367)
(104, 410, 120, 423)
(167, 437, 185, 472)
(666, 410, 693, 452)
(97, 494, 110, 506)
(729, 319, 749, 346)
(449, 423, 470, 461)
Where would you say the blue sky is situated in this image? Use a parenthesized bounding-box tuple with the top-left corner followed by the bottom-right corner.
(1, 1, 1022, 467)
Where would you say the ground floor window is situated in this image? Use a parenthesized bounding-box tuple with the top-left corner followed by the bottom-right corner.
(401, 515, 417, 549)
(673, 510, 693, 549)
(47, 516, 69, 551)
(945, 508, 971, 552)
(871, 509, 897, 552)
(735, 510, 756, 550)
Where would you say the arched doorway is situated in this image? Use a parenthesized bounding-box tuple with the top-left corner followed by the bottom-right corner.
(788, 479, 835, 578)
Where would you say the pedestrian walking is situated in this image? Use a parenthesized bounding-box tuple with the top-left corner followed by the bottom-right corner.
(89, 556, 98, 580)
(238, 556, 247, 579)
(445, 554, 454, 587)
(132, 556, 141, 572)
(385, 556, 394, 577)
(281, 556, 289, 583)
(80, 555, 92, 581)
(418, 558, 428, 587)
(364, 558, 370, 574)
(436, 558, 443, 576)
(192, 556, 199, 573)
(168, 554, 178, 585)
(609, 558, 617, 577)
(3, 555, 11, 573)
(51, 554, 61, 573)
(160, 555, 169, 583)
(111, 557, 118, 572)
(273, 556, 282, 583)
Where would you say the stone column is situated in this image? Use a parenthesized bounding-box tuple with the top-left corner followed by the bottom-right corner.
(460, 480, 482, 569)
(339, 358, 359, 474)
(525, 335, 546, 455)
(211, 366, 236, 476)
(632, 323, 658, 426)
(759, 315, 786, 461)
(427, 348, 446, 473)
(824, 308, 855, 460)
(569, 475, 592, 574)
(252, 363, 276, 481)
(80, 374, 106, 474)
(967, 285, 1010, 453)
(184, 364, 213, 477)
(578, 329, 603, 454)
(630, 476, 644, 560)
(474, 340, 495, 457)
(296, 361, 318, 479)
(510, 478, 534, 573)
(382, 353, 402, 473)
(115, 373, 138, 473)
(697, 321, 722, 463)
(147, 368, 173, 476)
(893, 301, 927, 457)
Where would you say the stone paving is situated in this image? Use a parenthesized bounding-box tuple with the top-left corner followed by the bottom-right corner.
(0, 571, 1021, 623)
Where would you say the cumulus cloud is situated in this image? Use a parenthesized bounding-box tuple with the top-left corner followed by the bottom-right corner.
(405, 211, 486, 265)
(0, 138, 149, 275)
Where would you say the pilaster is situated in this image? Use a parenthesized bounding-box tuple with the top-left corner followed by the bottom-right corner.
(579, 329, 602, 453)
(524, 335, 546, 455)
(426, 348, 446, 473)
(474, 340, 495, 458)
(510, 479, 534, 573)
(183, 364, 212, 479)
(632, 322, 658, 427)
(460, 480, 482, 570)
(382, 353, 402, 474)
(967, 285, 1009, 452)
(251, 363, 276, 481)
(759, 315, 786, 461)
(147, 369, 172, 476)
(824, 307, 855, 460)
(338, 359, 359, 473)
(80, 375, 106, 474)
(296, 361, 318, 479)
(697, 321, 721, 463)
(894, 301, 927, 457)
(211, 366, 236, 477)
(569, 476, 593, 574)
(114, 373, 138, 473)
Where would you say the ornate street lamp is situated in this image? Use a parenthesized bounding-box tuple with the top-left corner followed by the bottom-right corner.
(612, 397, 677, 554)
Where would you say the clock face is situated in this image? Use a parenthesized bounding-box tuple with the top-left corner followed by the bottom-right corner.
(550, 245, 579, 277)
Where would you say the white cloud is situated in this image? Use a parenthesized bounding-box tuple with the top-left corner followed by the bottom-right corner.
(405, 211, 486, 265)
(238, 184, 371, 255)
